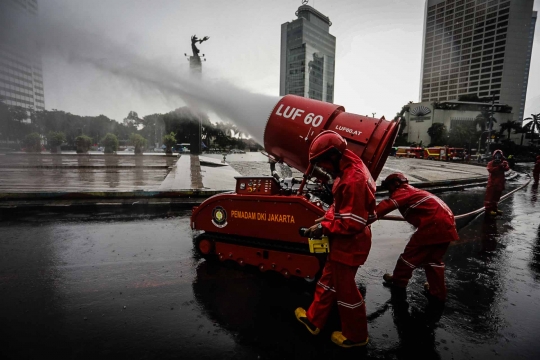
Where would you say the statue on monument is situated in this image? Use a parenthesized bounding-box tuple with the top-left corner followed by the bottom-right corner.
(191, 35, 210, 57)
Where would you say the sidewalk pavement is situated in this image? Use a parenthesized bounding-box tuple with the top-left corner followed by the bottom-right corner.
(0, 154, 500, 210)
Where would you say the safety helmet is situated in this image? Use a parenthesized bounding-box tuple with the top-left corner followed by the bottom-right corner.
(492, 149, 504, 161)
(381, 172, 408, 190)
(537, 155, 540, 161)
(492, 149, 503, 158)
(309, 130, 347, 163)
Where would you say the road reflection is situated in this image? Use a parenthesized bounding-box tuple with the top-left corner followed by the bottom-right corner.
(1, 166, 539, 359)
(193, 260, 375, 359)
(104, 155, 120, 188)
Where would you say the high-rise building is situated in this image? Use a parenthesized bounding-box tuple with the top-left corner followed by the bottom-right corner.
(420, 0, 536, 122)
(522, 10, 537, 119)
(0, 0, 45, 111)
(280, 4, 336, 103)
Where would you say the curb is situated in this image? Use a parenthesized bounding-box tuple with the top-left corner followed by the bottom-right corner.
(0, 189, 229, 201)
(375, 175, 488, 193)
(0, 175, 491, 202)
(3, 152, 179, 157)
(0, 174, 504, 212)
(3, 165, 171, 169)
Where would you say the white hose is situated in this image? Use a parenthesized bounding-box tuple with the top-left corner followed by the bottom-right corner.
(379, 172, 531, 222)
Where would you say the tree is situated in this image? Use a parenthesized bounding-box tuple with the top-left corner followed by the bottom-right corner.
(129, 133, 147, 154)
(394, 102, 412, 136)
(139, 113, 164, 147)
(0, 101, 252, 154)
(47, 131, 66, 153)
(102, 133, 119, 154)
(75, 135, 92, 153)
(474, 114, 487, 132)
(23, 132, 42, 152)
(124, 111, 143, 127)
(0, 101, 34, 144)
(28, 108, 129, 148)
(162, 132, 176, 154)
(0, 101, 15, 142)
(427, 123, 448, 146)
(447, 123, 477, 148)
(498, 120, 521, 141)
(474, 109, 497, 132)
(162, 107, 211, 146)
(523, 113, 540, 146)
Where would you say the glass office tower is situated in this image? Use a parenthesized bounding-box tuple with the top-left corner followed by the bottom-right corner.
(280, 4, 336, 103)
(0, 0, 45, 111)
(420, 0, 536, 122)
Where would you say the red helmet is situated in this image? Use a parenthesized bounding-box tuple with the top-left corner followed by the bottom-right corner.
(308, 130, 347, 163)
(537, 155, 540, 161)
(381, 172, 408, 189)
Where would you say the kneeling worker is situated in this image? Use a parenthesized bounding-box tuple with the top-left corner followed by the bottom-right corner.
(373, 173, 458, 302)
(295, 130, 376, 348)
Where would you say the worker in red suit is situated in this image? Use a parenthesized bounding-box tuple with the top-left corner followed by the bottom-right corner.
(533, 155, 540, 184)
(484, 149, 510, 216)
(295, 130, 376, 348)
(373, 173, 458, 302)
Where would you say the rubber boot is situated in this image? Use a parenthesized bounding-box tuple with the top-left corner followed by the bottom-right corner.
(383, 273, 393, 286)
(423, 282, 444, 303)
(295, 307, 320, 335)
(331, 331, 368, 348)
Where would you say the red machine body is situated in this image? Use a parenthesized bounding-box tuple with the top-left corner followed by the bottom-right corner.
(264, 95, 395, 179)
(191, 95, 399, 280)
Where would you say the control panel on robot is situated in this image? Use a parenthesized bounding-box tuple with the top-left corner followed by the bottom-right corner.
(235, 177, 280, 195)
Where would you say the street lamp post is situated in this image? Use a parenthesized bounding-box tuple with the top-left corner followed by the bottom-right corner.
(478, 130, 492, 161)
(485, 94, 495, 156)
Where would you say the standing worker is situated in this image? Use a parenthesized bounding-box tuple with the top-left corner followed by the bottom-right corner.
(295, 130, 376, 348)
(507, 155, 516, 169)
(484, 149, 510, 216)
(533, 155, 540, 184)
(372, 173, 458, 302)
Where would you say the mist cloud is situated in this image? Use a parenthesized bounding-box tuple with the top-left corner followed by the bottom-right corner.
(4, 5, 279, 144)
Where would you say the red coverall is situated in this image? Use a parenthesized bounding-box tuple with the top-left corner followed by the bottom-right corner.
(306, 149, 376, 343)
(484, 159, 510, 212)
(376, 185, 458, 301)
(533, 158, 540, 184)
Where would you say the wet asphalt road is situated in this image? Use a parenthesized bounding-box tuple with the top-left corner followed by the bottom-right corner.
(1, 165, 539, 360)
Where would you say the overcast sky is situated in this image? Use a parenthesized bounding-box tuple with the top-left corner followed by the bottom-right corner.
(39, 0, 540, 126)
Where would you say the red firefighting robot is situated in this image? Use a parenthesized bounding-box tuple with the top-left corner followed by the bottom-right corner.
(484, 149, 510, 216)
(374, 173, 459, 302)
(295, 130, 376, 348)
(533, 155, 540, 184)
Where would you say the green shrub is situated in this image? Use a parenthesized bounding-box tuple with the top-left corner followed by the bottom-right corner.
(47, 131, 66, 153)
(75, 135, 92, 153)
(24, 132, 42, 152)
(130, 133, 148, 154)
(163, 132, 176, 154)
(102, 133, 119, 154)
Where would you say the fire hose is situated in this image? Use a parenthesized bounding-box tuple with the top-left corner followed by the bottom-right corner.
(379, 171, 531, 222)
(363, 171, 533, 321)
